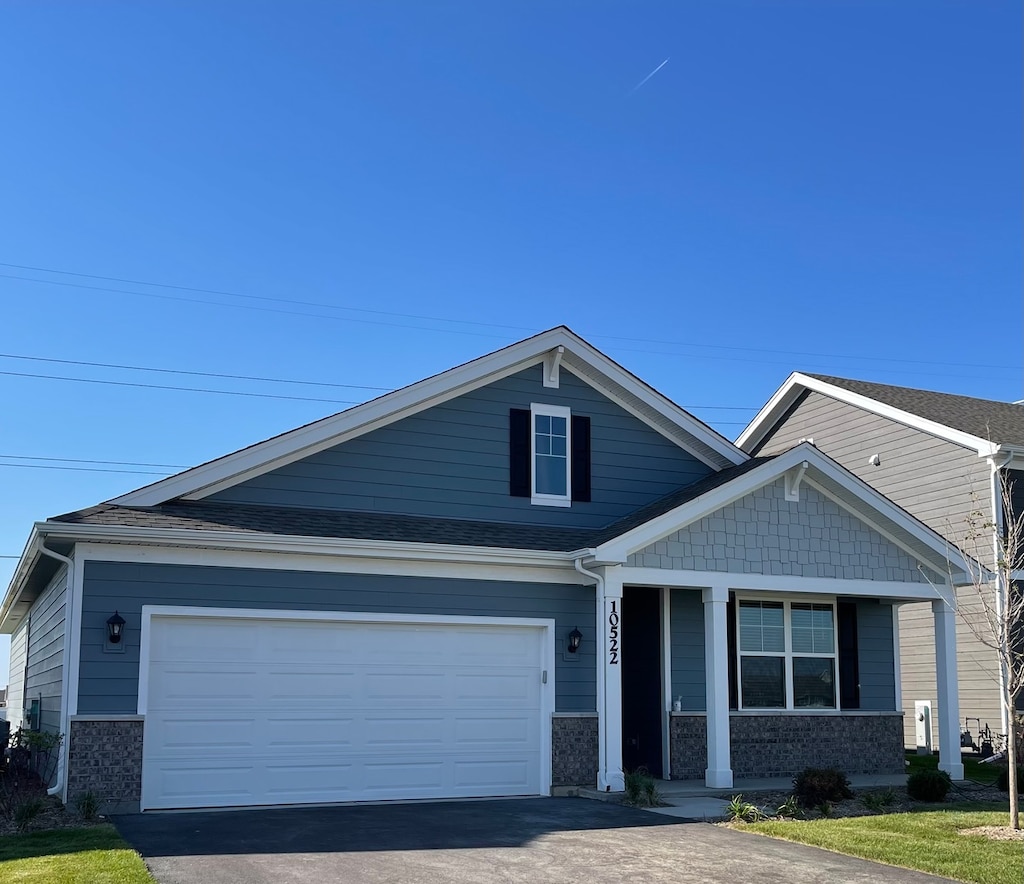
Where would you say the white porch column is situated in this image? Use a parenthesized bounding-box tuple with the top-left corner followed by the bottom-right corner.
(702, 584, 733, 788)
(597, 566, 625, 792)
(933, 598, 964, 780)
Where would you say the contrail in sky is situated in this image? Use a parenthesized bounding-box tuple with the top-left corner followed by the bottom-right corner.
(630, 58, 669, 95)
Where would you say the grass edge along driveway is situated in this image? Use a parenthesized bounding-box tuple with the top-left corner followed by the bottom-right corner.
(741, 804, 1019, 884)
(0, 824, 156, 884)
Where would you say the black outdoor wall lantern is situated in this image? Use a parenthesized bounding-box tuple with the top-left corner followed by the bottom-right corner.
(567, 626, 583, 654)
(106, 611, 126, 644)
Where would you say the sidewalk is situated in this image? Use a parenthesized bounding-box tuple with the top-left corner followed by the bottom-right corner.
(584, 772, 908, 821)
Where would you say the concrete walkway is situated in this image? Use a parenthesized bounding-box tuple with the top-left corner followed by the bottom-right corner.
(589, 772, 909, 821)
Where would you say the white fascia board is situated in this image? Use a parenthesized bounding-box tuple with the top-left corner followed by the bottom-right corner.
(111, 326, 745, 507)
(37, 521, 580, 570)
(737, 373, 999, 456)
(593, 443, 974, 581)
(619, 567, 947, 601)
(0, 527, 42, 634)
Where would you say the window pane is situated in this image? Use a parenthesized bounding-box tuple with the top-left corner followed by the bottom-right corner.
(740, 656, 785, 708)
(535, 454, 567, 495)
(536, 414, 550, 434)
(536, 435, 551, 455)
(550, 416, 566, 436)
(551, 435, 566, 456)
(793, 657, 836, 708)
(792, 603, 834, 653)
(739, 601, 785, 652)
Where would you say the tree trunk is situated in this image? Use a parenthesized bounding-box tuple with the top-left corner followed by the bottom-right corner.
(1008, 697, 1019, 831)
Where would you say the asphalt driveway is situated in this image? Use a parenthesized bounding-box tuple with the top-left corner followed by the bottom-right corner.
(114, 797, 954, 884)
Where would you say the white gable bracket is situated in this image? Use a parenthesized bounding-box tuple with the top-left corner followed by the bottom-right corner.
(784, 461, 809, 502)
(543, 346, 564, 389)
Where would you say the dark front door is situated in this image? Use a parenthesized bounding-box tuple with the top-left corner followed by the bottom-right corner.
(621, 587, 663, 777)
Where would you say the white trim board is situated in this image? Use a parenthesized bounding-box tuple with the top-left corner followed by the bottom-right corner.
(137, 605, 556, 808)
(111, 327, 745, 507)
(738, 372, 1003, 456)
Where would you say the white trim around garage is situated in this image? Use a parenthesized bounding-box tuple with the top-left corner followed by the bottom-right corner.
(137, 605, 557, 809)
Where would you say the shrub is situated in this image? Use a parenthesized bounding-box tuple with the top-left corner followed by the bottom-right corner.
(996, 765, 1024, 794)
(13, 797, 45, 831)
(75, 790, 101, 820)
(861, 787, 896, 812)
(907, 768, 951, 802)
(725, 794, 765, 822)
(775, 795, 800, 819)
(793, 768, 853, 807)
(623, 767, 661, 807)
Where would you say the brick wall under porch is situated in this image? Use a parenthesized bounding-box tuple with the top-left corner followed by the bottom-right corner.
(66, 716, 144, 814)
(669, 712, 905, 780)
(551, 713, 599, 788)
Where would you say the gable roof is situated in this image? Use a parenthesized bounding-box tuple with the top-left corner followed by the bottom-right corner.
(111, 326, 746, 507)
(737, 372, 1024, 456)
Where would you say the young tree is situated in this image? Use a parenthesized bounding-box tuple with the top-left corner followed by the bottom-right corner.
(956, 473, 1024, 830)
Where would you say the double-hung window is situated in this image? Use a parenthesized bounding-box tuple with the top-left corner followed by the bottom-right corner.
(530, 403, 571, 506)
(737, 598, 838, 710)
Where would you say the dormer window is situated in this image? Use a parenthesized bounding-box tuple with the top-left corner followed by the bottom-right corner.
(509, 406, 591, 505)
(531, 404, 571, 506)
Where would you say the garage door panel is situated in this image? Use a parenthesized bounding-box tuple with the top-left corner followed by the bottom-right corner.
(363, 671, 448, 701)
(362, 716, 447, 746)
(265, 716, 355, 749)
(453, 759, 532, 790)
(142, 614, 548, 809)
(150, 665, 262, 708)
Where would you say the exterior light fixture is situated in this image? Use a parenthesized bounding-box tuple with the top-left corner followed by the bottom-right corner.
(106, 611, 126, 644)
(567, 626, 583, 654)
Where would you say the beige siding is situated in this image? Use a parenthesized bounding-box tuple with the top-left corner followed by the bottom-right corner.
(756, 390, 1000, 748)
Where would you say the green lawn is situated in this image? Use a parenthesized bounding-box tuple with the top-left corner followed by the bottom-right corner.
(0, 825, 156, 884)
(746, 805, 1021, 884)
(905, 751, 1002, 786)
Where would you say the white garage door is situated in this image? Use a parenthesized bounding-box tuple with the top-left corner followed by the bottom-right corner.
(140, 611, 551, 810)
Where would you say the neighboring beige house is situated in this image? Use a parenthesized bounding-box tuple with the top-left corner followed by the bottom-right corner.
(739, 373, 1024, 750)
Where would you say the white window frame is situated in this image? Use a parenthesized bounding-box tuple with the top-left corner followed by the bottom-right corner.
(530, 403, 572, 507)
(735, 594, 840, 712)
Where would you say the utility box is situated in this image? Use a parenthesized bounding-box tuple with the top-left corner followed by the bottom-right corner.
(914, 700, 933, 754)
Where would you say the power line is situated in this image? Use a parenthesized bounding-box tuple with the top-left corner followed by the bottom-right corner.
(0, 462, 170, 476)
(0, 454, 189, 468)
(0, 369, 363, 405)
(1, 263, 1019, 373)
(0, 352, 394, 392)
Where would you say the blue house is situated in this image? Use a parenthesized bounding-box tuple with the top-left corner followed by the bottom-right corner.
(1, 328, 971, 812)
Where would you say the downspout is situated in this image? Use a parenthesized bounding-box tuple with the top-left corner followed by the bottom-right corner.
(36, 541, 74, 799)
(574, 557, 607, 787)
(989, 451, 1014, 739)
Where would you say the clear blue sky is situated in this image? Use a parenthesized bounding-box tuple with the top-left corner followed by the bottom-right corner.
(1, 1, 1021, 687)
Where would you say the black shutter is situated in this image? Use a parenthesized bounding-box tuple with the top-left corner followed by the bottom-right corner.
(727, 593, 738, 709)
(571, 415, 591, 502)
(509, 408, 531, 497)
(837, 601, 860, 709)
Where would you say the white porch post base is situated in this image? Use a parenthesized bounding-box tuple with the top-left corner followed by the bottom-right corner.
(933, 599, 964, 781)
(703, 584, 733, 789)
(598, 566, 625, 792)
(705, 768, 733, 789)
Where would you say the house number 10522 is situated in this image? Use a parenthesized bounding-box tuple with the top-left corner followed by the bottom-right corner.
(608, 600, 619, 664)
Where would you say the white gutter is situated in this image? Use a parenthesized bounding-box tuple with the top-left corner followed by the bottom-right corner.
(989, 450, 1014, 739)
(35, 542, 73, 800)
(574, 557, 609, 789)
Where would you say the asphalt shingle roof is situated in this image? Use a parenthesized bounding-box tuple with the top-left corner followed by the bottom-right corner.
(50, 456, 778, 552)
(807, 374, 1024, 447)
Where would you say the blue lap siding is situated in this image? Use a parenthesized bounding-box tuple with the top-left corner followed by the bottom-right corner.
(208, 365, 712, 528)
(77, 561, 596, 715)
